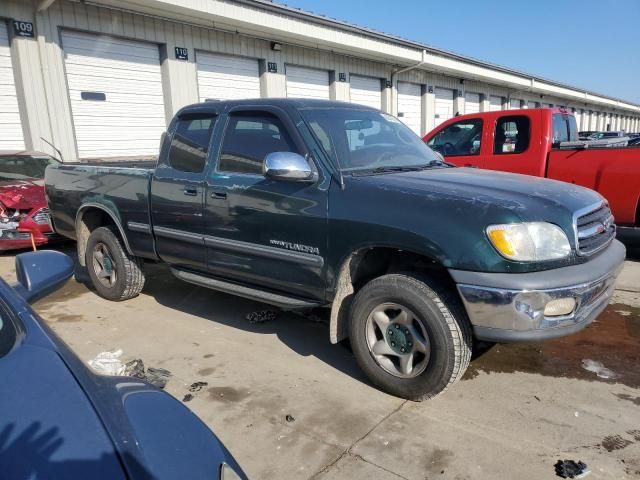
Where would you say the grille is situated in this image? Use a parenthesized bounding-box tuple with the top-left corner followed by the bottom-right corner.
(32, 208, 51, 226)
(575, 203, 615, 255)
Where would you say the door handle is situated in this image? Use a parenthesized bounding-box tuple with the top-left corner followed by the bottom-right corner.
(210, 191, 227, 200)
(183, 188, 198, 196)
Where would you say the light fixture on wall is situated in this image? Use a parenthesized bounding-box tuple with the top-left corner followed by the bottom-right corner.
(271, 42, 282, 51)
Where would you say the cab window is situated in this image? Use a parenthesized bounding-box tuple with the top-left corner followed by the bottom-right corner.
(168, 114, 217, 173)
(427, 119, 483, 156)
(552, 114, 578, 146)
(494, 115, 530, 154)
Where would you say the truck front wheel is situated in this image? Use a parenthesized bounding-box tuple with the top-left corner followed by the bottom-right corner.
(349, 274, 472, 400)
(86, 226, 145, 301)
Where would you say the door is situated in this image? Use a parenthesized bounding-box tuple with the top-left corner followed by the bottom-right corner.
(397, 82, 421, 134)
(509, 98, 521, 109)
(527, 101, 537, 109)
(464, 92, 480, 114)
(204, 108, 328, 300)
(434, 87, 454, 127)
(151, 112, 218, 270)
(425, 118, 484, 167)
(285, 65, 330, 99)
(350, 75, 382, 109)
(61, 30, 165, 159)
(0, 22, 25, 150)
(196, 52, 260, 101)
(489, 96, 502, 111)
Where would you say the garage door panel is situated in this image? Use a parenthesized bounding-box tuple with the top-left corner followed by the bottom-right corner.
(464, 92, 480, 114)
(62, 30, 165, 158)
(434, 87, 454, 127)
(0, 22, 25, 150)
(286, 65, 330, 99)
(489, 96, 502, 111)
(196, 52, 260, 101)
(397, 81, 421, 135)
(350, 75, 381, 109)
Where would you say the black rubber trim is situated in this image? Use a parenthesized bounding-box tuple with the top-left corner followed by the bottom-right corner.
(449, 239, 625, 290)
(472, 296, 608, 342)
(127, 222, 151, 234)
(204, 235, 323, 267)
(153, 226, 204, 245)
(171, 267, 321, 309)
(616, 226, 640, 244)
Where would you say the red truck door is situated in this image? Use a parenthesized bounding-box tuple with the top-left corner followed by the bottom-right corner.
(425, 117, 486, 167)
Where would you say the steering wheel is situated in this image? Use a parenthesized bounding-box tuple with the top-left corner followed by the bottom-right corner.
(442, 142, 456, 156)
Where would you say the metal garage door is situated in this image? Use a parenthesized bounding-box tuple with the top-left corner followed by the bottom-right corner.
(196, 52, 260, 101)
(464, 92, 480, 114)
(434, 87, 454, 127)
(0, 22, 24, 150)
(285, 65, 329, 99)
(350, 75, 381, 109)
(397, 82, 421, 135)
(489, 96, 503, 111)
(573, 109, 582, 130)
(509, 98, 521, 109)
(527, 101, 537, 109)
(62, 30, 165, 159)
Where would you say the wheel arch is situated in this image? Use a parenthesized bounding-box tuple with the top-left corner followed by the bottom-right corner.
(75, 203, 133, 266)
(329, 246, 456, 344)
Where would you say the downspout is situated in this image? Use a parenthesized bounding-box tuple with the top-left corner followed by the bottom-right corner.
(390, 49, 427, 116)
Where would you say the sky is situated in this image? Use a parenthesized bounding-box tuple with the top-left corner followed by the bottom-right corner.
(276, 0, 640, 104)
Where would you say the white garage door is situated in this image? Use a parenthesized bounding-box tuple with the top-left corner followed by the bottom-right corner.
(434, 87, 454, 127)
(527, 101, 537, 109)
(62, 30, 165, 159)
(464, 92, 480, 114)
(397, 82, 421, 135)
(196, 52, 260, 102)
(509, 98, 521, 109)
(286, 65, 329, 99)
(350, 75, 381, 109)
(573, 109, 582, 130)
(489, 96, 503, 111)
(0, 22, 25, 150)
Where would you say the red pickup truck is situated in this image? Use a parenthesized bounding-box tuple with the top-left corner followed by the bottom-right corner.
(422, 108, 639, 240)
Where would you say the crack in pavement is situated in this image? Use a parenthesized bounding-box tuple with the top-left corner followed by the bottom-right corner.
(309, 400, 408, 480)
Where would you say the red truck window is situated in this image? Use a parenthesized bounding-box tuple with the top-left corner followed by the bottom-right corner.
(426, 119, 483, 156)
(552, 114, 579, 147)
(493, 116, 530, 155)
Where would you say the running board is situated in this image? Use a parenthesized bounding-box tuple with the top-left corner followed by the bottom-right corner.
(171, 268, 321, 310)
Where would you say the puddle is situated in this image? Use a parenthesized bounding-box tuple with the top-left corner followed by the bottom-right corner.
(464, 304, 640, 388)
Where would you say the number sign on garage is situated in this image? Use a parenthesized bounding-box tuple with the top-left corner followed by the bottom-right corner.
(434, 87, 454, 127)
(350, 75, 382, 109)
(397, 82, 421, 135)
(0, 22, 25, 150)
(285, 65, 330, 99)
(464, 92, 480, 114)
(61, 30, 166, 159)
(196, 52, 261, 101)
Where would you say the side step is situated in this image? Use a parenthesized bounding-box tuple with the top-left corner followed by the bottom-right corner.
(171, 268, 322, 310)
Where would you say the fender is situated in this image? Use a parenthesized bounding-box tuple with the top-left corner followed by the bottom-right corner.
(75, 203, 134, 266)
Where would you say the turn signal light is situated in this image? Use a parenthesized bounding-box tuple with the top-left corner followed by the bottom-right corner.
(543, 298, 576, 317)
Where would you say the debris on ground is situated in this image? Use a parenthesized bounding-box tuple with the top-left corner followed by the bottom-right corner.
(615, 310, 632, 316)
(88, 349, 125, 375)
(554, 459, 591, 478)
(246, 310, 278, 323)
(188, 381, 209, 392)
(87, 351, 171, 388)
(182, 394, 194, 403)
(285, 414, 295, 423)
(581, 359, 618, 379)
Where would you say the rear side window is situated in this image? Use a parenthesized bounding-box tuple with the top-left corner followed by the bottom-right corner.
(218, 112, 299, 175)
(494, 115, 530, 154)
(427, 119, 483, 156)
(552, 114, 578, 146)
(168, 114, 217, 173)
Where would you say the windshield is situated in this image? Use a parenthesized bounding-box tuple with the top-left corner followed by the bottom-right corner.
(0, 156, 58, 181)
(300, 108, 441, 172)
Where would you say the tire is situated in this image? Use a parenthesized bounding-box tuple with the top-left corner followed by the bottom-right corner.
(349, 273, 472, 401)
(85, 226, 145, 301)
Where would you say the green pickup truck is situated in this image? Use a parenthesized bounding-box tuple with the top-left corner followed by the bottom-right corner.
(45, 99, 625, 400)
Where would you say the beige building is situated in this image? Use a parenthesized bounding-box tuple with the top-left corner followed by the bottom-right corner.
(1, 0, 639, 160)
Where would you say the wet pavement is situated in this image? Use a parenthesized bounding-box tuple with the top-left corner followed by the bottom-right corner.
(1, 245, 640, 479)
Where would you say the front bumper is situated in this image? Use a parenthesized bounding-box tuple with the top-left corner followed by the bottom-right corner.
(449, 240, 626, 342)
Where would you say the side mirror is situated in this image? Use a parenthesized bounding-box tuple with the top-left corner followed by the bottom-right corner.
(13, 251, 74, 304)
(263, 152, 317, 182)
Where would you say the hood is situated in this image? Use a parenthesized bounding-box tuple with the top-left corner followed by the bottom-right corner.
(352, 167, 602, 219)
(0, 179, 46, 210)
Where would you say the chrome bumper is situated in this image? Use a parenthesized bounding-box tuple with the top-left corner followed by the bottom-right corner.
(451, 240, 626, 342)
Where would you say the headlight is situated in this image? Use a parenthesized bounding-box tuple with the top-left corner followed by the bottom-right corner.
(486, 222, 571, 261)
(220, 463, 243, 480)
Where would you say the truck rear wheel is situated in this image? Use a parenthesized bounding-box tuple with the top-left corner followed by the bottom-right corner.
(349, 273, 472, 400)
(86, 226, 145, 301)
